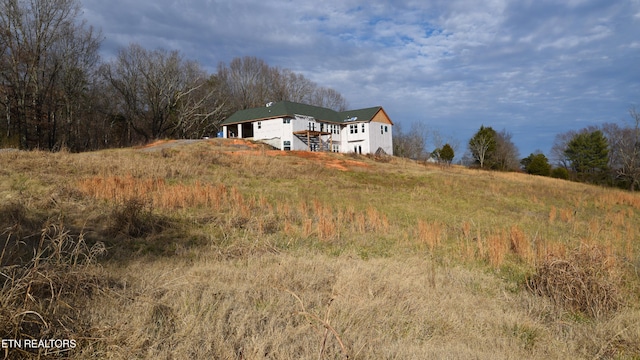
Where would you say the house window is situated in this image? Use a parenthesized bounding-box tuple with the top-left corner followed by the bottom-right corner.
(361, 123, 365, 133)
(381, 125, 384, 134)
(350, 124, 358, 134)
(385, 126, 388, 133)
(283, 140, 291, 151)
(332, 144, 339, 152)
(283, 118, 290, 124)
(257, 121, 262, 129)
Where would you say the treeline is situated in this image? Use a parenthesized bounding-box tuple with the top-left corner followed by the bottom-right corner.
(548, 110, 640, 190)
(464, 109, 640, 191)
(393, 108, 640, 191)
(0, 0, 347, 151)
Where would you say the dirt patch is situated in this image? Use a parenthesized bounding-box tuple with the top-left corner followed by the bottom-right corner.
(138, 139, 201, 152)
(325, 159, 370, 171)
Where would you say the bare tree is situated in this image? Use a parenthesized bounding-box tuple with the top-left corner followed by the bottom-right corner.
(216, 56, 271, 110)
(603, 108, 640, 191)
(172, 70, 226, 138)
(393, 122, 428, 160)
(431, 129, 460, 159)
(494, 129, 520, 171)
(216, 56, 348, 112)
(101, 44, 223, 143)
(468, 126, 496, 168)
(310, 86, 348, 111)
(267, 68, 315, 104)
(283, 69, 314, 104)
(0, 0, 101, 149)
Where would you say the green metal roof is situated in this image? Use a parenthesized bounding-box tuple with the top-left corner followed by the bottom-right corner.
(340, 106, 383, 123)
(221, 101, 383, 125)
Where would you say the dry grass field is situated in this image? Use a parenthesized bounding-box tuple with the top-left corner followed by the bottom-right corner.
(1, 138, 639, 359)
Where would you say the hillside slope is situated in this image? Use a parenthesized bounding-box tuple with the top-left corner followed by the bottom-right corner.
(1, 138, 639, 359)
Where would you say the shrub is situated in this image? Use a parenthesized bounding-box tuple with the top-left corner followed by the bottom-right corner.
(527, 245, 622, 318)
(108, 198, 167, 238)
(521, 153, 551, 176)
(550, 167, 569, 180)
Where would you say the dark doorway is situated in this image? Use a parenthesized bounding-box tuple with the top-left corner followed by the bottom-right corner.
(241, 123, 254, 138)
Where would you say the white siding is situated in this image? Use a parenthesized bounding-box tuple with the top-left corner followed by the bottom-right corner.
(341, 122, 369, 153)
(253, 118, 282, 140)
(369, 123, 393, 155)
(281, 119, 293, 150)
(224, 115, 392, 155)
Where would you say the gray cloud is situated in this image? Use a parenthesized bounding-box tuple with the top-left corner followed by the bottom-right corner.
(82, 0, 640, 156)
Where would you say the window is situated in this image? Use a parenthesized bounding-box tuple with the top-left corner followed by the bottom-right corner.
(381, 125, 384, 134)
(257, 121, 262, 129)
(283, 118, 290, 124)
(362, 123, 365, 133)
(283, 140, 291, 151)
(350, 124, 358, 134)
(385, 126, 388, 133)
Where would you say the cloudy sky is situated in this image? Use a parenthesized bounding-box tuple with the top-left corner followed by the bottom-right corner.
(82, 0, 640, 157)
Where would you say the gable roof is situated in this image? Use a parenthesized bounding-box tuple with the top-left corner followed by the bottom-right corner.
(221, 101, 388, 125)
(340, 106, 386, 124)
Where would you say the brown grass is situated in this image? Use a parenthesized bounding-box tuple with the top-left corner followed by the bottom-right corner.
(2, 139, 640, 359)
(0, 216, 107, 359)
(417, 220, 443, 252)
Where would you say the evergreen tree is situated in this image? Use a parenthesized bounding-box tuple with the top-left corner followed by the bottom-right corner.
(440, 143, 455, 165)
(564, 130, 609, 183)
(521, 153, 551, 176)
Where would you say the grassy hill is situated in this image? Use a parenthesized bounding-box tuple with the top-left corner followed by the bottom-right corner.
(1, 139, 639, 359)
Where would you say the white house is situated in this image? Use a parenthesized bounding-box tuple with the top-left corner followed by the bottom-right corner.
(220, 101, 394, 155)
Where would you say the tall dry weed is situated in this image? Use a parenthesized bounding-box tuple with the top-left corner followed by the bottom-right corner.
(417, 220, 443, 252)
(0, 218, 106, 359)
(559, 208, 575, 223)
(316, 204, 337, 242)
(528, 244, 622, 318)
(487, 232, 508, 267)
(548, 206, 557, 224)
(509, 225, 532, 264)
(461, 221, 472, 239)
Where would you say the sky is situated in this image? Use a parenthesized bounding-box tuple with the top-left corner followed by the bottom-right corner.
(81, 0, 640, 158)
